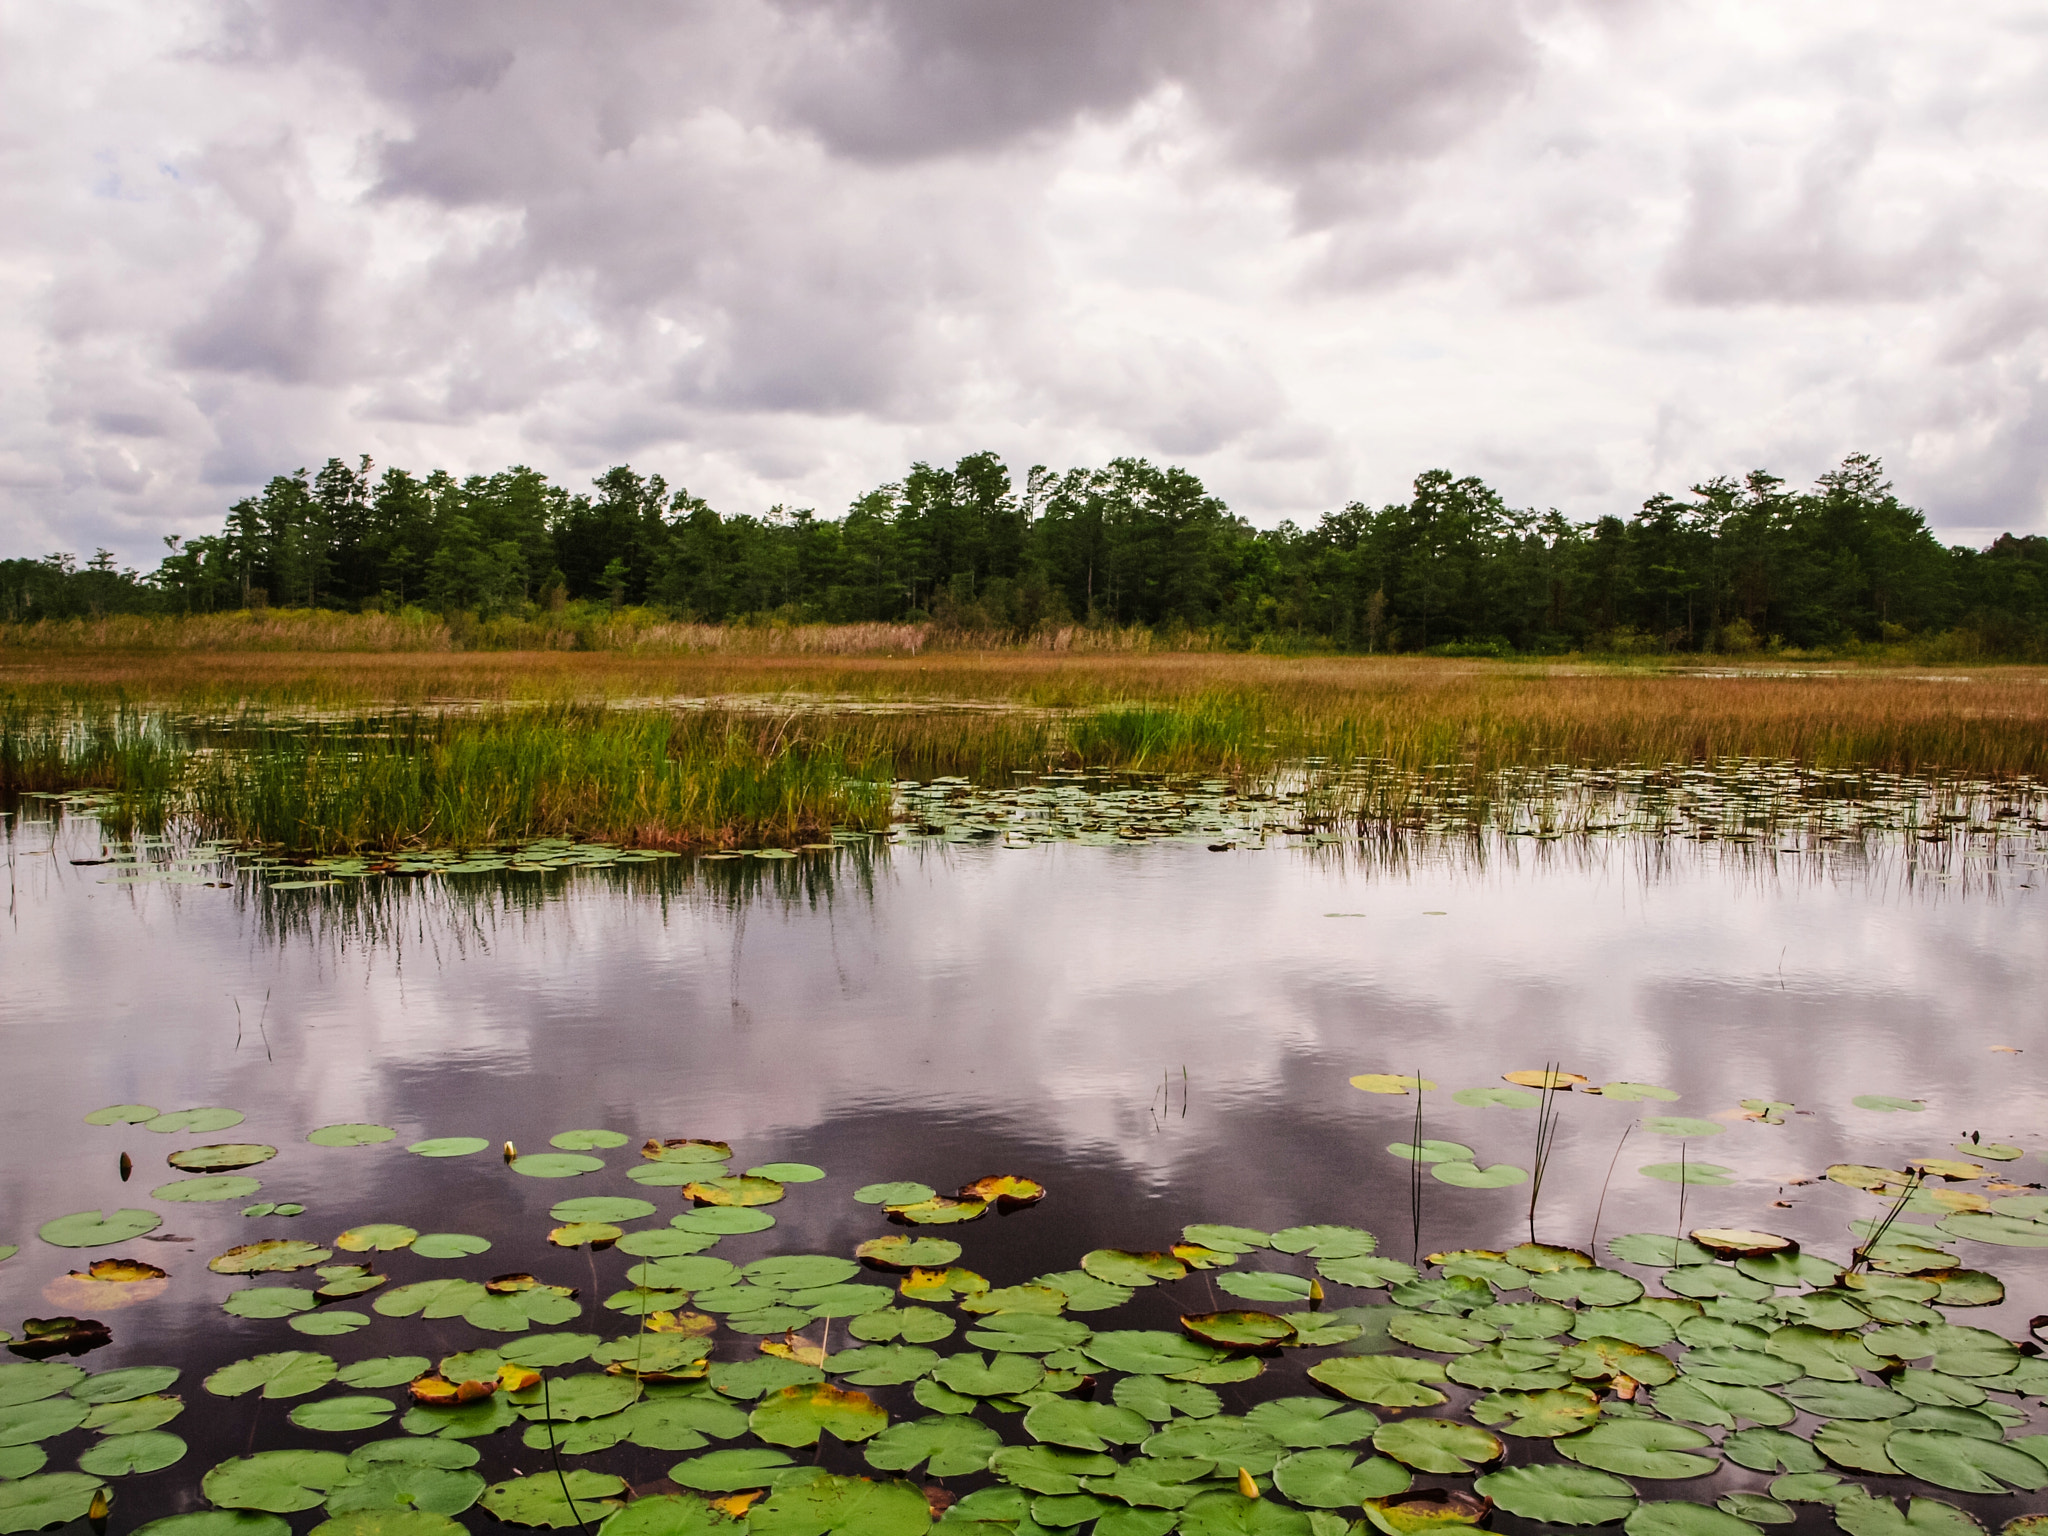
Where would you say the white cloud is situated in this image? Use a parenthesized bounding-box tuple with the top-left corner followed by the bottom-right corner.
(2, 0, 2046, 566)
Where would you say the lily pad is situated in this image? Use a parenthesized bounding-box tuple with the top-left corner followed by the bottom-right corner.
(210, 1241, 332, 1274)
(1607, 1234, 1714, 1267)
(1084, 1333, 1227, 1378)
(154, 1175, 262, 1203)
(1475, 1463, 1637, 1526)
(145, 1108, 245, 1134)
(931, 1353, 1044, 1397)
(1451, 1088, 1541, 1108)
(1559, 1419, 1717, 1478)
(856, 1236, 961, 1270)
(666, 1448, 799, 1492)
(1217, 1272, 1312, 1303)
(411, 1233, 490, 1260)
(1181, 1311, 1297, 1350)
(1624, 1503, 1760, 1536)
(1307, 1356, 1447, 1408)
(333, 1224, 417, 1252)
(863, 1414, 1003, 1477)
(406, 1139, 489, 1158)
(1654, 1379, 1793, 1429)
(205, 1352, 337, 1399)
(1269, 1225, 1376, 1258)
(86, 1105, 157, 1126)
(1641, 1162, 1735, 1186)
(0, 1473, 109, 1532)
(749, 1383, 887, 1446)
(1025, 1400, 1153, 1452)
(1387, 1141, 1474, 1163)
(307, 1124, 396, 1148)
(1272, 1450, 1411, 1508)
(71, 1365, 178, 1403)
(551, 1130, 629, 1150)
(1371, 1419, 1502, 1474)
(1594, 1083, 1681, 1102)
(1182, 1226, 1270, 1253)
(1722, 1428, 1824, 1474)
(1886, 1431, 2048, 1494)
(685, 1177, 784, 1207)
(203, 1450, 354, 1512)
(510, 1154, 606, 1179)
(1431, 1162, 1528, 1188)
(288, 1397, 395, 1433)
(480, 1470, 626, 1528)
(0, 1398, 88, 1446)
(1351, 1075, 1437, 1095)
(1833, 1493, 1985, 1536)
(37, 1210, 161, 1248)
(168, 1145, 278, 1172)
(1852, 1096, 1926, 1113)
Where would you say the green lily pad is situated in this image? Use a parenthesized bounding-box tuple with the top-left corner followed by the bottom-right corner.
(480, 1470, 626, 1528)
(335, 1358, 431, 1390)
(86, 1105, 157, 1126)
(203, 1450, 354, 1512)
(964, 1314, 1090, 1355)
(551, 1130, 629, 1150)
(1558, 1419, 1718, 1478)
(406, 1139, 489, 1158)
(132, 1514, 292, 1536)
(1430, 1162, 1528, 1188)
(1852, 1096, 1926, 1113)
(745, 1256, 859, 1289)
(1387, 1141, 1475, 1163)
(1641, 1162, 1735, 1185)
(411, 1233, 490, 1260)
(1654, 1379, 1793, 1429)
(168, 1144, 278, 1172)
(1624, 1503, 1759, 1536)
(1766, 1325, 1881, 1380)
(1446, 1340, 1571, 1391)
(1832, 1492, 1984, 1536)
(1025, 1400, 1153, 1452)
(709, 1359, 825, 1400)
(1814, 1419, 1901, 1476)
(1475, 1463, 1637, 1526)
(333, 1224, 417, 1252)
(855, 1236, 961, 1270)
(1723, 1428, 1823, 1474)
(1084, 1333, 1228, 1378)
(1866, 1323, 2019, 1378)
(155, 1175, 262, 1203)
(522, 1372, 642, 1421)
(746, 1164, 825, 1182)
(510, 1153, 606, 1179)
(1216, 1272, 1312, 1303)
(931, 1353, 1043, 1397)
(307, 1124, 396, 1147)
(1388, 1311, 1498, 1354)
(1680, 1347, 1800, 1387)
(0, 1474, 109, 1532)
(988, 1445, 1120, 1495)
(1716, 1495, 1796, 1526)
(1958, 1142, 2023, 1161)
(1081, 1458, 1225, 1512)
(1272, 1450, 1411, 1508)
(1595, 1083, 1681, 1102)
(0, 1399, 88, 1447)
(1643, 1117, 1724, 1137)
(1607, 1234, 1714, 1266)
(1782, 1379, 1911, 1419)
(288, 1397, 395, 1433)
(37, 1209, 161, 1248)
(854, 1182, 935, 1206)
(1117, 1377, 1225, 1424)
(1371, 1419, 1501, 1474)
(1082, 1251, 1187, 1287)
(592, 1496, 737, 1536)
(1268, 1225, 1376, 1258)
(289, 1310, 371, 1337)
(1140, 1419, 1285, 1475)
(1533, 1267, 1645, 1307)
(685, 1176, 783, 1206)
(1317, 1256, 1419, 1289)
(1307, 1356, 1447, 1408)
(1738, 1251, 1844, 1287)
(748, 1471, 930, 1536)
(209, 1240, 332, 1274)
(1451, 1088, 1541, 1108)
(71, 1366, 178, 1404)
(749, 1384, 888, 1446)
(665, 1449, 799, 1492)
(1182, 1225, 1270, 1253)
(81, 1396, 181, 1435)
(864, 1414, 1003, 1477)
(145, 1108, 245, 1134)
(223, 1287, 316, 1319)
(1887, 1431, 2048, 1494)
(204, 1352, 338, 1399)
(323, 1471, 484, 1523)
(401, 1396, 519, 1440)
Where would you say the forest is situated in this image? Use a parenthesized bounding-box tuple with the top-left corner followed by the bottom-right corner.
(5, 450, 2046, 654)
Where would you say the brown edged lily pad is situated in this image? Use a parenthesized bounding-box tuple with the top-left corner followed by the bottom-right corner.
(1691, 1229, 1794, 1258)
(958, 1176, 1046, 1210)
(1181, 1311, 1298, 1349)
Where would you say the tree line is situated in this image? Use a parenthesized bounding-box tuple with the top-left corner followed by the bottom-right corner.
(6, 450, 2047, 654)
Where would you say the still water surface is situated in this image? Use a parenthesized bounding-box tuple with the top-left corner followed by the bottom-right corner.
(3, 808, 2046, 1528)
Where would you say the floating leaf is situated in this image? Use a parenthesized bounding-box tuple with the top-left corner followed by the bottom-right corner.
(1083, 1251, 1187, 1287)
(551, 1130, 629, 1150)
(86, 1106, 157, 1126)
(1852, 1096, 1926, 1113)
(153, 1175, 262, 1203)
(747, 1471, 929, 1536)
(1866, 1323, 2019, 1378)
(223, 1287, 315, 1319)
(931, 1353, 1044, 1397)
(644, 1139, 733, 1165)
(132, 1514, 290, 1536)
(307, 1124, 396, 1148)
(1716, 1495, 1796, 1526)
(205, 1352, 337, 1400)
(1654, 1379, 1793, 1429)
(863, 1414, 1003, 1477)
(1141, 1419, 1285, 1476)
(1451, 1088, 1540, 1109)
(480, 1471, 626, 1528)
(685, 1177, 784, 1207)
(1887, 1432, 2048, 1494)
(666, 1448, 798, 1492)
(1307, 1356, 1446, 1408)
(1350, 1075, 1437, 1095)
(1084, 1332, 1227, 1378)
(1470, 1386, 1601, 1439)
(1430, 1162, 1528, 1189)
(1640, 1163, 1735, 1186)
(210, 1241, 332, 1274)
(333, 1224, 417, 1253)
(1024, 1400, 1153, 1451)
(1181, 1226, 1270, 1253)
(287, 1397, 394, 1433)
(1387, 1141, 1474, 1164)
(71, 1365, 177, 1403)
(1782, 1379, 1911, 1420)
(1814, 1419, 1902, 1476)
(0, 1473, 108, 1532)
(1504, 1070, 1587, 1089)
(37, 1210, 161, 1249)
(1833, 1492, 1985, 1536)
(1558, 1419, 1717, 1479)
(1360, 1489, 1491, 1536)
(1593, 1083, 1680, 1102)
(854, 1182, 935, 1206)
(959, 1175, 1046, 1208)
(406, 1139, 489, 1158)
(411, 1233, 490, 1260)
(203, 1450, 354, 1513)
(81, 1396, 181, 1435)
(168, 1145, 278, 1172)
(1475, 1463, 1636, 1525)
(1272, 1450, 1411, 1508)
(0, 1397, 88, 1445)
(855, 1237, 961, 1271)
(749, 1383, 887, 1446)
(1723, 1428, 1824, 1475)
(145, 1108, 244, 1134)
(1607, 1234, 1713, 1267)
(510, 1154, 606, 1179)
(1371, 1419, 1502, 1474)
(1624, 1503, 1760, 1536)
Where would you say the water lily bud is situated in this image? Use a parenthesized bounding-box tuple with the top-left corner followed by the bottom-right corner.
(1237, 1469, 1258, 1500)
(1308, 1277, 1324, 1309)
(503, 1141, 517, 1161)
(118, 1152, 132, 1182)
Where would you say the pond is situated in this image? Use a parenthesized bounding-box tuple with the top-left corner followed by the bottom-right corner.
(3, 794, 2047, 1536)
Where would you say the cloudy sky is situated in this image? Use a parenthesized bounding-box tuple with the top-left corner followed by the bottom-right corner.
(5, 0, 2046, 566)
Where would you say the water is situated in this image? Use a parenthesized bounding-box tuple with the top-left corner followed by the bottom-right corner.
(4, 803, 2048, 1532)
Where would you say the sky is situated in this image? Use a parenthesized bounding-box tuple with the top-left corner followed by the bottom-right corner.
(4, 0, 2046, 568)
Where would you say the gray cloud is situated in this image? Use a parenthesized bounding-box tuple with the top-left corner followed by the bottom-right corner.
(3, 0, 2048, 566)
